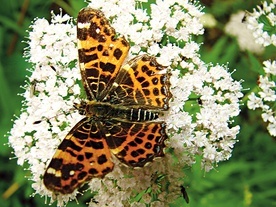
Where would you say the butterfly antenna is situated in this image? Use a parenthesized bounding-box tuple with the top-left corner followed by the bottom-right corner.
(33, 107, 77, 124)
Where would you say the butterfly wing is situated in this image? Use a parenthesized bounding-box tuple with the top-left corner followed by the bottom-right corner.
(77, 8, 130, 101)
(104, 119, 167, 167)
(108, 54, 171, 110)
(43, 118, 114, 194)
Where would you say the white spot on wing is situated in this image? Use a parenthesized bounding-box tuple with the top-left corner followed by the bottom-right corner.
(77, 22, 90, 29)
(112, 82, 119, 87)
(156, 69, 167, 75)
(122, 64, 131, 71)
(47, 167, 56, 174)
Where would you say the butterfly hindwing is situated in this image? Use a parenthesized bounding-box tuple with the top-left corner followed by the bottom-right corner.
(104, 119, 167, 167)
(43, 118, 114, 194)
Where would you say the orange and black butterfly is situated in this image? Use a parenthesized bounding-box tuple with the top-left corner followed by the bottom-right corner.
(43, 8, 171, 194)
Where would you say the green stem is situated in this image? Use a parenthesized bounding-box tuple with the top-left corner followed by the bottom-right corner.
(241, 85, 259, 104)
(55, 0, 75, 16)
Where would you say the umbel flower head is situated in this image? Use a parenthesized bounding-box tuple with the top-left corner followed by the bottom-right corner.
(225, 11, 264, 54)
(245, 0, 276, 47)
(244, 1, 276, 137)
(247, 60, 276, 136)
(8, 0, 243, 206)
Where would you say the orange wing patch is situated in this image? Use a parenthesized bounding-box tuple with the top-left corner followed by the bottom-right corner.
(43, 7, 171, 195)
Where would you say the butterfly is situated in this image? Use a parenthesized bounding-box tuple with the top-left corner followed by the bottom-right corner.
(43, 7, 171, 194)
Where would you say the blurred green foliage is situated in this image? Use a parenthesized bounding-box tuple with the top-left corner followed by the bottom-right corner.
(0, 0, 275, 206)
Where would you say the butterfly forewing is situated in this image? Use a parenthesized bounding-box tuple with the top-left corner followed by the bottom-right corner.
(77, 8, 130, 101)
(43, 118, 114, 194)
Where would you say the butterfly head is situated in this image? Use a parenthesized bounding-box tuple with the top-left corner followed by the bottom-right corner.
(73, 101, 87, 115)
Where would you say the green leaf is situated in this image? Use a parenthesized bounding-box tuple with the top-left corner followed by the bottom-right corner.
(201, 36, 228, 63)
(247, 52, 264, 75)
(259, 14, 276, 35)
(0, 15, 25, 35)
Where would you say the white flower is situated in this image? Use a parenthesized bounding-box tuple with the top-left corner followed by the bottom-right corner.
(267, 122, 276, 136)
(247, 93, 263, 110)
(247, 59, 276, 137)
(263, 59, 276, 75)
(200, 13, 217, 28)
(225, 11, 264, 54)
(245, 1, 276, 47)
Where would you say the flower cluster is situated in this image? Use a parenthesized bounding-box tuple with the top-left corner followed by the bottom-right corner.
(225, 11, 264, 54)
(8, 0, 243, 206)
(245, 0, 276, 47)
(9, 10, 83, 205)
(245, 1, 276, 137)
(247, 60, 276, 136)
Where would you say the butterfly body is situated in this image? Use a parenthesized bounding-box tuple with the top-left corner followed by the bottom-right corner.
(75, 99, 160, 122)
